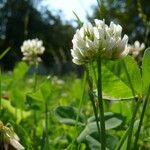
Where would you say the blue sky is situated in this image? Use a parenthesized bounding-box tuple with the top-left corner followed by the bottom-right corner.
(41, 0, 96, 22)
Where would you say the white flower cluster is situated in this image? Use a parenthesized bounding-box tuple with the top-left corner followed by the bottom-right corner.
(71, 19, 129, 65)
(0, 121, 24, 150)
(127, 41, 145, 57)
(21, 38, 45, 65)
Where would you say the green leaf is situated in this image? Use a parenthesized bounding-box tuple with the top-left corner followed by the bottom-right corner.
(122, 56, 142, 95)
(142, 47, 150, 94)
(40, 80, 52, 100)
(106, 134, 119, 150)
(103, 94, 135, 101)
(77, 121, 100, 143)
(104, 112, 125, 129)
(85, 135, 102, 150)
(94, 91, 136, 101)
(10, 86, 26, 108)
(110, 101, 132, 122)
(25, 80, 52, 110)
(78, 112, 124, 143)
(81, 134, 117, 150)
(1, 98, 30, 123)
(26, 95, 42, 110)
(13, 62, 28, 80)
(54, 106, 85, 126)
(27, 90, 43, 102)
(102, 56, 142, 98)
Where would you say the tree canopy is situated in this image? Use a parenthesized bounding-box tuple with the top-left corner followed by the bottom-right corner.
(0, 0, 150, 72)
(90, 0, 150, 45)
(0, 0, 74, 71)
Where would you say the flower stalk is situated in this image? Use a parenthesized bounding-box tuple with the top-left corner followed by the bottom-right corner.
(0, 68, 1, 110)
(115, 127, 130, 150)
(127, 100, 141, 150)
(70, 19, 129, 149)
(97, 58, 106, 150)
(67, 71, 87, 149)
(86, 66, 101, 141)
(32, 64, 38, 148)
(33, 64, 38, 91)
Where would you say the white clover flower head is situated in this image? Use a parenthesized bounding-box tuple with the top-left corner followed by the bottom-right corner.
(71, 22, 98, 65)
(21, 38, 45, 65)
(0, 121, 24, 150)
(127, 40, 145, 57)
(71, 19, 129, 65)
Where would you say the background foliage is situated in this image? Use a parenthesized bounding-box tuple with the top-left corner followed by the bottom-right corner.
(0, 0, 150, 73)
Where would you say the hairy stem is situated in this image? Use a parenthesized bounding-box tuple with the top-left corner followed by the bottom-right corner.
(97, 58, 106, 150)
(86, 66, 101, 141)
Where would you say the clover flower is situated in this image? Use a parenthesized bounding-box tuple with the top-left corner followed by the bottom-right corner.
(127, 40, 145, 57)
(71, 19, 129, 65)
(0, 121, 24, 150)
(21, 38, 45, 65)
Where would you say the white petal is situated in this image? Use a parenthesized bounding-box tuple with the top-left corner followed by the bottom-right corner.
(134, 41, 140, 48)
(10, 138, 24, 150)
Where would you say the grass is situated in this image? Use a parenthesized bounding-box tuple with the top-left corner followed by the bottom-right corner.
(0, 60, 150, 150)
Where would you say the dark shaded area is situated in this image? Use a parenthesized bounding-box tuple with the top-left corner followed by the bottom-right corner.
(0, 0, 75, 73)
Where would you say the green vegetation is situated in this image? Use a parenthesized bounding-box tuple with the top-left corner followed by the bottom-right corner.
(0, 48, 150, 149)
(0, 0, 150, 150)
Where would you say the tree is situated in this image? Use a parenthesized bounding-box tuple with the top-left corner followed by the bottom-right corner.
(90, 0, 150, 45)
(0, 0, 74, 71)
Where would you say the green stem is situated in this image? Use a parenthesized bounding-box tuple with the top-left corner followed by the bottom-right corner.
(33, 64, 38, 92)
(133, 86, 150, 150)
(97, 58, 106, 150)
(91, 62, 97, 87)
(15, 108, 18, 121)
(0, 67, 1, 110)
(68, 70, 87, 150)
(45, 98, 49, 149)
(115, 127, 130, 150)
(127, 100, 141, 150)
(33, 110, 37, 148)
(86, 67, 101, 141)
(123, 61, 139, 150)
(33, 64, 38, 148)
(75, 70, 87, 130)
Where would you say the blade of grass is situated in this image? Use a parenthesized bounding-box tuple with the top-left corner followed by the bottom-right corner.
(115, 127, 130, 150)
(133, 85, 150, 150)
(123, 60, 140, 150)
(0, 68, 1, 110)
(32, 64, 38, 148)
(72, 11, 83, 27)
(0, 47, 10, 108)
(86, 64, 101, 141)
(0, 47, 11, 60)
(68, 70, 87, 150)
(45, 98, 49, 149)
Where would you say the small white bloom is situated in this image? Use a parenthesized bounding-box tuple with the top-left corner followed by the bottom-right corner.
(0, 121, 24, 150)
(21, 38, 45, 65)
(71, 19, 129, 65)
(127, 40, 145, 57)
